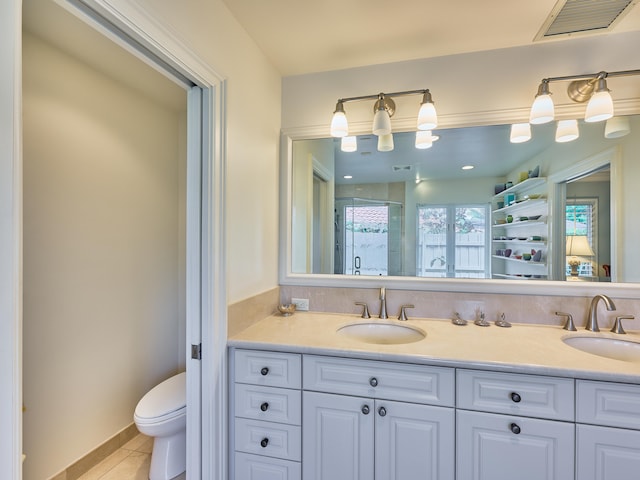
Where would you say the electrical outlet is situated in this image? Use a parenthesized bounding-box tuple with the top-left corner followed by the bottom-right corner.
(291, 297, 309, 311)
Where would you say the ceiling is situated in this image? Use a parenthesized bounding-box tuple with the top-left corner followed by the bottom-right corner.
(222, 0, 640, 76)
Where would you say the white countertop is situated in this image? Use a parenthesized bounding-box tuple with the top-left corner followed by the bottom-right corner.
(228, 312, 640, 383)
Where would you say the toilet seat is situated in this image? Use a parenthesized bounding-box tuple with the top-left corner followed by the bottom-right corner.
(135, 372, 186, 422)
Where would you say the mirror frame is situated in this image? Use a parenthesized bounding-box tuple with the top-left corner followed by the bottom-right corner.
(279, 116, 640, 299)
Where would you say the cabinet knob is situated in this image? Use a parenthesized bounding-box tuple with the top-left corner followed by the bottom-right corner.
(260, 402, 269, 412)
(260, 367, 269, 376)
(369, 377, 378, 387)
(510, 392, 522, 403)
(361, 405, 370, 415)
(378, 406, 387, 417)
(260, 438, 269, 448)
(510, 423, 521, 435)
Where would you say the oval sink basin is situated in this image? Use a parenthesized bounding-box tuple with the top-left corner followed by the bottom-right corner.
(337, 322, 426, 345)
(563, 336, 640, 363)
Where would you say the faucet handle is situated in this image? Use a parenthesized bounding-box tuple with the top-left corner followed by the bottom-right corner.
(555, 311, 576, 332)
(398, 304, 415, 321)
(355, 302, 371, 319)
(611, 315, 634, 334)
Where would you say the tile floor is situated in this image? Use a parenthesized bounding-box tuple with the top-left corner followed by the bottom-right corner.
(77, 434, 186, 480)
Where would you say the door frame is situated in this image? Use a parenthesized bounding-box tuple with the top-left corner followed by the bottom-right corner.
(1, 0, 228, 478)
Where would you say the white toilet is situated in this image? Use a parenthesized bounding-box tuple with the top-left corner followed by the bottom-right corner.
(134, 372, 186, 480)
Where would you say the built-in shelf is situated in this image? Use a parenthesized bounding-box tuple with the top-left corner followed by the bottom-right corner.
(492, 198, 546, 215)
(493, 177, 546, 200)
(492, 255, 545, 265)
(492, 220, 546, 229)
(492, 240, 546, 246)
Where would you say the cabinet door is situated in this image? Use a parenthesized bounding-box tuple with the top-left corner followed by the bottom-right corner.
(577, 424, 640, 480)
(457, 410, 574, 480)
(303, 391, 374, 480)
(375, 400, 454, 480)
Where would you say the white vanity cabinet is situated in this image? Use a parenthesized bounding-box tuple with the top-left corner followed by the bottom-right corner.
(302, 355, 455, 480)
(576, 380, 640, 480)
(232, 349, 302, 480)
(456, 369, 575, 480)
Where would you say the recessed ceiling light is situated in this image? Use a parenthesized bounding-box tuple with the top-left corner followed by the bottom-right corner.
(343, 175, 353, 179)
(462, 165, 474, 170)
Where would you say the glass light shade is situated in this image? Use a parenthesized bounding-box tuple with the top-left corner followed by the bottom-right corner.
(372, 109, 392, 136)
(585, 90, 614, 123)
(417, 102, 437, 130)
(340, 136, 357, 152)
(529, 94, 554, 124)
(330, 111, 349, 137)
(377, 133, 394, 152)
(555, 119, 579, 143)
(510, 123, 531, 143)
(605, 116, 631, 139)
(415, 130, 433, 149)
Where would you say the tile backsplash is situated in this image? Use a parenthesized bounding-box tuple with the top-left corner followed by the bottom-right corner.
(280, 285, 640, 330)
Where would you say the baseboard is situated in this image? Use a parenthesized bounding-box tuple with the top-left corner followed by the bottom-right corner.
(49, 423, 139, 480)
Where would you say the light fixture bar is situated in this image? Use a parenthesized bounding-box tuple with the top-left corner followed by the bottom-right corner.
(334, 88, 431, 106)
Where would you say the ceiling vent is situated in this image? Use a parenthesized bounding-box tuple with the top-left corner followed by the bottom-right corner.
(535, 0, 636, 40)
(392, 165, 413, 172)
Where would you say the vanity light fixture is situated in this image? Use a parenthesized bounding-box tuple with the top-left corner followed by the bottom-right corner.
(415, 130, 434, 149)
(377, 133, 394, 152)
(329, 88, 438, 143)
(605, 116, 631, 139)
(528, 69, 640, 125)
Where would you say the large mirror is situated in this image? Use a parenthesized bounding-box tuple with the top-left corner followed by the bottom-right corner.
(285, 114, 640, 289)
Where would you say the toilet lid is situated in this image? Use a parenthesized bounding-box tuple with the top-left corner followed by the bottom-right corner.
(135, 372, 186, 420)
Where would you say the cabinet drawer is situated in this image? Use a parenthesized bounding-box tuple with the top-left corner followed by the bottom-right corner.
(577, 380, 640, 429)
(235, 384, 301, 425)
(235, 418, 301, 461)
(303, 355, 454, 406)
(234, 452, 301, 480)
(235, 349, 301, 389)
(457, 369, 574, 421)
(457, 410, 575, 480)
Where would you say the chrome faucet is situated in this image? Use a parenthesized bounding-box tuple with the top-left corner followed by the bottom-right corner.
(586, 294, 616, 332)
(379, 287, 388, 319)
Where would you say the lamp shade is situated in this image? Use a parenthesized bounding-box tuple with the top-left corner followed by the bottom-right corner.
(510, 123, 531, 143)
(415, 130, 433, 149)
(585, 79, 613, 123)
(341, 136, 357, 152)
(417, 102, 437, 130)
(605, 116, 631, 139)
(372, 109, 392, 136)
(555, 119, 579, 143)
(330, 110, 348, 137)
(566, 235, 594, 257)
(377, 133, 394, 152)
(529, 94, 554, 124)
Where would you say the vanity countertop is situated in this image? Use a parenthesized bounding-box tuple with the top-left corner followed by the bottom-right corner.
(228, 312, 640, 383)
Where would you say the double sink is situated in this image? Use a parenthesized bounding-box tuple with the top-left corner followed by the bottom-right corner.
(336, 319, 640, 363)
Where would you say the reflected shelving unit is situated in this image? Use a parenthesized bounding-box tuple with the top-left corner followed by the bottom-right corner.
(491, 177, 549, 280)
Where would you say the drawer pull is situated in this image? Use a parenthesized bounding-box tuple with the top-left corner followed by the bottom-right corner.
(510, 392, 522, 403)
(361, 405, 370, 415)
(260, 402, 269, 412)
(369, 377, 378, 387)
(260, 367, 269, 376)
(378, 406, 387, 417)
(510, 423, 521, 434)
(260, 437, 269, 448)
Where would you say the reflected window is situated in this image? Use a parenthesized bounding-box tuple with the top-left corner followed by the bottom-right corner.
(417, 205, 489, 278)
(566, 199, 598, 277)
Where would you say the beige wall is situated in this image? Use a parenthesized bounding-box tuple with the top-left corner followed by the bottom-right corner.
(125, 0, 283, 303)
(22, 33, 186, 479)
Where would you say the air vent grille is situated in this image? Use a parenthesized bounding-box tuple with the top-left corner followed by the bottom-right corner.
(392, 165, 412, 172)
(537, 0, 635, 39)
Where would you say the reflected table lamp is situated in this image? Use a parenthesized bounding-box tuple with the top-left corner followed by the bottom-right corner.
(566, 235, 594, 277)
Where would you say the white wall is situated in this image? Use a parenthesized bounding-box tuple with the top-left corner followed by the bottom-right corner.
(22, 33, 186, 479)
(122, 0, 283, 303)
